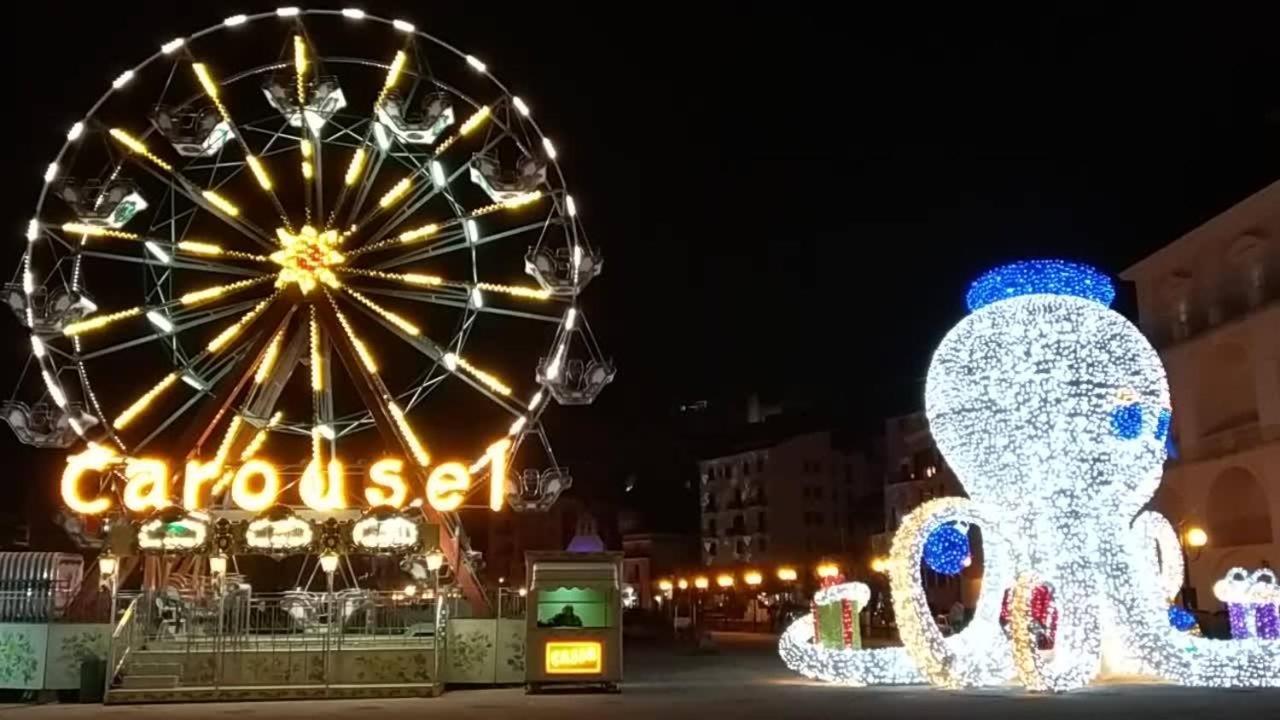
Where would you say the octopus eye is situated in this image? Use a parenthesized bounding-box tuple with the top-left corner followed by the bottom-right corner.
(1155, 408, 1172, 441)
(1110, 402, 1144, 440)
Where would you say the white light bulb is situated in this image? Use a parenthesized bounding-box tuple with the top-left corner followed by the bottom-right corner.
(509, 416, 527, 436)
(181, 373, 207, 390)
(529, 390, 544, 410)
(30, 335, 46, 358)
(465, 219, 479, 244)
(314, 424, 335, 440)
(43, 163, 58, 183)
(392, 19, 416, 33)
(112, 70, 134, 89)
(146, 310, 174, 334)
(372, 122, 391, 151)
(43, 371, 67, 408)
(342, 8, 366, 19)
(565, 307, 578, 330)
(26, 219, 39, 242)
(471, 287, 484, 308)
(565, 195, 577, 217)
(224, 14, 248, 27)
(466, 55, 487, 72)
(67, 122, 85, 141)
(144, 241, 171, 264)
(430, 160, 446, 187)
(161, 38, 185, 54)
(276, 6, 300, 16)
(542, 137, 557, 159)
(512, 96, 530, 116)
(442, 353, 459, 371)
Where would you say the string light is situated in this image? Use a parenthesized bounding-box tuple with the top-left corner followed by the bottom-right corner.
(177, 240, 223, 256)
(378, 177, 412, 208)
(387, 401, 430, 466)
(459, 106, 491, 136)
(180, 276, 273, 305)
(239, 412, 282, 462)
(329, 298, 378, 373)
(61, 223, 138, 240)
(309, 307, 323, 392)
(443, 352, 512, 395)
(475, 282, 551, 300)
(109, 128, 173, 171)
(63, 307, 144, 337)
(208, 297, 274, 352)
(113, 372, 179, 429)
(254, 330, 285, 384)
(345, 147, 367, 186)
(781, 259, 1280, 691)
(201, 189, 241, 216)
(246, 155, 274, 191)
(345, 288, 420, 336)
(398, 223, 439, 243)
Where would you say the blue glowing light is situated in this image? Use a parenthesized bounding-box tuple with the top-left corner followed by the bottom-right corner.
(1111, 402, 1145, 440)
(923, 523, 970, 576)
(1168, 604, 1197, 632)
(1155, 408, 1172, 441)
(965, 260, 1116, 312)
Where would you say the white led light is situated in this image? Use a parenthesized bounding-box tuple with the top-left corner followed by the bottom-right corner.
(342, 8, 366, 19)
(779, 263, 1280, 691)
(565, 194, 577, 217)
(224, 14, 248, 27)
(529, 390, 544, 410)
(42, 370, 67, 408)
(572, 244, 583, 269)
(565, 307, 578, 330)
(161, 38, 185, 54)
(67, 122, 85, 141)
(112, 70, 134, 89)
(372, 121, 391, 150)
(144, 241, 171, 264)
(542, 137, 557, 159)
(68, 417, 84, 435)
(442, 353, 459, 371)
(79, 297, 98, 314)
(430, 160, 446, 187)
(392, 19, 415, 33)
(314, 424, 336, 440)
(43, 163, 58, 183)
(508, 416, 527, 436)
(465, 219, 479, 244)
(512, 96, 530, 116)
(22, 270, 33, 295)
(276, 6, 300, 16)
(465, 55, 487, 72)
(26, 219, 39, 242)
(181, 373, 207, 391)
(146, 310, 174, 334)
(471, 287, 484, 308)
(30, 336, 46, 358)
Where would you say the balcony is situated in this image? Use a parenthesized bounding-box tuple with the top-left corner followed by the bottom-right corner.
(1178, 422, 1280, 464)
(1147, 285, 1278, 350)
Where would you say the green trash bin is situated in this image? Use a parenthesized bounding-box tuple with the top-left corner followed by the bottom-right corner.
(79, 657, 106, 703)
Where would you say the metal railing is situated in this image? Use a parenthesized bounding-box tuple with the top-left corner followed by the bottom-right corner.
(107, 587, 443, 691)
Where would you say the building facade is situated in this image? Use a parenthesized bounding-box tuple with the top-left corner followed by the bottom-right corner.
(697, 428, 879, 573)
(1121, 179, 1280, 609)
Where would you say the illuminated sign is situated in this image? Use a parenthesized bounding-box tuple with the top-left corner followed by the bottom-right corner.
(245, 514, 315, 551)
(545, 641, 603, 674)
(60, 440, 512, 517)
(138, 512, 209, 552)
(352, 514, 419, 550)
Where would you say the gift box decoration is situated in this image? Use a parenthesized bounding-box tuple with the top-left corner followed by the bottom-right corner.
(811, 581, 871, 650)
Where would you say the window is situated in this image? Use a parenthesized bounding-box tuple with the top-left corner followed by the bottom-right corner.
(758, 537, 768, 553)
(536, 587, 613, 628)
(813, 486, 823, 500)
(756, 512, 767, 533)
(731, 514, 746, 534)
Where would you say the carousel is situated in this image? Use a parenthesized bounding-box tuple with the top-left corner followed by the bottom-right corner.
(4, 7, 609, 703)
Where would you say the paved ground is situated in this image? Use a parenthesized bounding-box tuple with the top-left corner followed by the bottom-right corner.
(7, 633, 1280, 719)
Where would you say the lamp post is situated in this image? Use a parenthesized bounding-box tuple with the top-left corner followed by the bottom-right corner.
(98, 552, 119, 701)
(1181, 525, 1208, 609)
(319, 552, 339, 686)
(425, 549, 445, 693)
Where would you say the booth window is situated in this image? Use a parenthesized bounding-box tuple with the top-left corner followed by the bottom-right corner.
(535, 586, 612, 628)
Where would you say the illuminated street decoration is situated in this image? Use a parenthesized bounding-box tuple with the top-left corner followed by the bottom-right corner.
(780, 260, 1280, 691)
(545, 641, 602, 674)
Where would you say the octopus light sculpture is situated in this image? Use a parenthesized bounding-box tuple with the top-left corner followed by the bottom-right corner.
(779, 259, 1280, 691)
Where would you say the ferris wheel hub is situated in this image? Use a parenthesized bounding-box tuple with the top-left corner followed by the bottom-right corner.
(271, 225, 345, 295)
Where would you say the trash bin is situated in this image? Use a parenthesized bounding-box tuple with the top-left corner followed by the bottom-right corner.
(79, 657, 106, 703)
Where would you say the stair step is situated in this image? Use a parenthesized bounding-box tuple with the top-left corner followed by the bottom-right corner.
(121, 675, 180, 689)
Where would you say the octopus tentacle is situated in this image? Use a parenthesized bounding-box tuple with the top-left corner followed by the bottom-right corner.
(1010, 569, 1101, 691)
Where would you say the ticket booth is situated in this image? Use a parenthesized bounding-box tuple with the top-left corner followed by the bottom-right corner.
(524, 551, 623, 693)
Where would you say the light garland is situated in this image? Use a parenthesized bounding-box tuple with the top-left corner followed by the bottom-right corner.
(780, 259, 1280, 691)
(922, 523, 970, 576)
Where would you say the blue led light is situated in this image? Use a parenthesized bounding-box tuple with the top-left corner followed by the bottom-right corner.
(965, 260, 1116, 312)
(1155, 408, 1172, 441)
(1168, 604, 1197, 632)
(1111, 402, 1144, 440)
(923, 523, 970, 576)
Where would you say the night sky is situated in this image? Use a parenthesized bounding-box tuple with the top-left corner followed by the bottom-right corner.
(3, 4, 1279, 523)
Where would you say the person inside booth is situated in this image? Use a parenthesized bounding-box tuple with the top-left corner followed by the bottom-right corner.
(549, 605, 583, 627)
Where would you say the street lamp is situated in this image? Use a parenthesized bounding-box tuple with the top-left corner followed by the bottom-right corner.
(424, 549, 445, 572)
(1180, 525, 1209, 609)
(870, 556, 889, 574)
(97, 553, 118, 591)
(1185, 526, 1208, 549)
(816, 562, 840, 580)
(715, 573, 735, 589)
(743, 570, 763, 587)
(776, 566, 798, 583)
(677, 578, 689, 591)
(208, 554, 228, 582)
(694, 576, 709, 590)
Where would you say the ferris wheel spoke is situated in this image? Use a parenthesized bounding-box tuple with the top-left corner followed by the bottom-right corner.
(127, 341, 258, 454)
(372, 218, 550, 269)
(75, 297, 267, 363)
(349, 285, 563, 324)
(185, 58, 296, 231)
(60, 276, 275, 338)
(57, 223, 275, 270)
(77, 248, 263, 278)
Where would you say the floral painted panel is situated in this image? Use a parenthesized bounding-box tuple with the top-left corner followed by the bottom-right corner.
(45, 624, 111, 689)
(446, 619, 496, 683)
(0, 623, 48, 690)
(495, 618, 526, 684)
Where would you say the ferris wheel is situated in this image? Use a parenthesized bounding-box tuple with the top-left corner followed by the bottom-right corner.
(7, 8, 612, 592)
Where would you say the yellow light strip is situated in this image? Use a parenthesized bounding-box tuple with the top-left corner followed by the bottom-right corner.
(374, 50, 408, 110)
(378, 177, 412, 208)
(177, 240, 222, 256)
(387, 401, 430, 466)
(201, 189, 241, 217)
(113, 372, 179, 429)
(246, 155, 273, 191)
(60, 223, 139, 240)
(254, 329, 286, 384)
(341, 268, 444, 287)
(207, 297, 274, 352)
(238, 411, 283, 462)
(446, 353, 513, 395)
(344, 288, 421, 336)
(344, 147, 367, 186)
(180, 276, 273, 306)
(398, 223, 439, 243)
(475, 282, 553, 300)
(309, 306, 323, 392)
(302, 160, 314, 179)
(192, 63, 220, 100)
(108, 128, 174, 172)
(62, 307, 145, 337)
(459, 105, 491, 136)
(329, 299, 379, 373)
(293, 35, 309, 106)
(469, 190, 544, 218)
